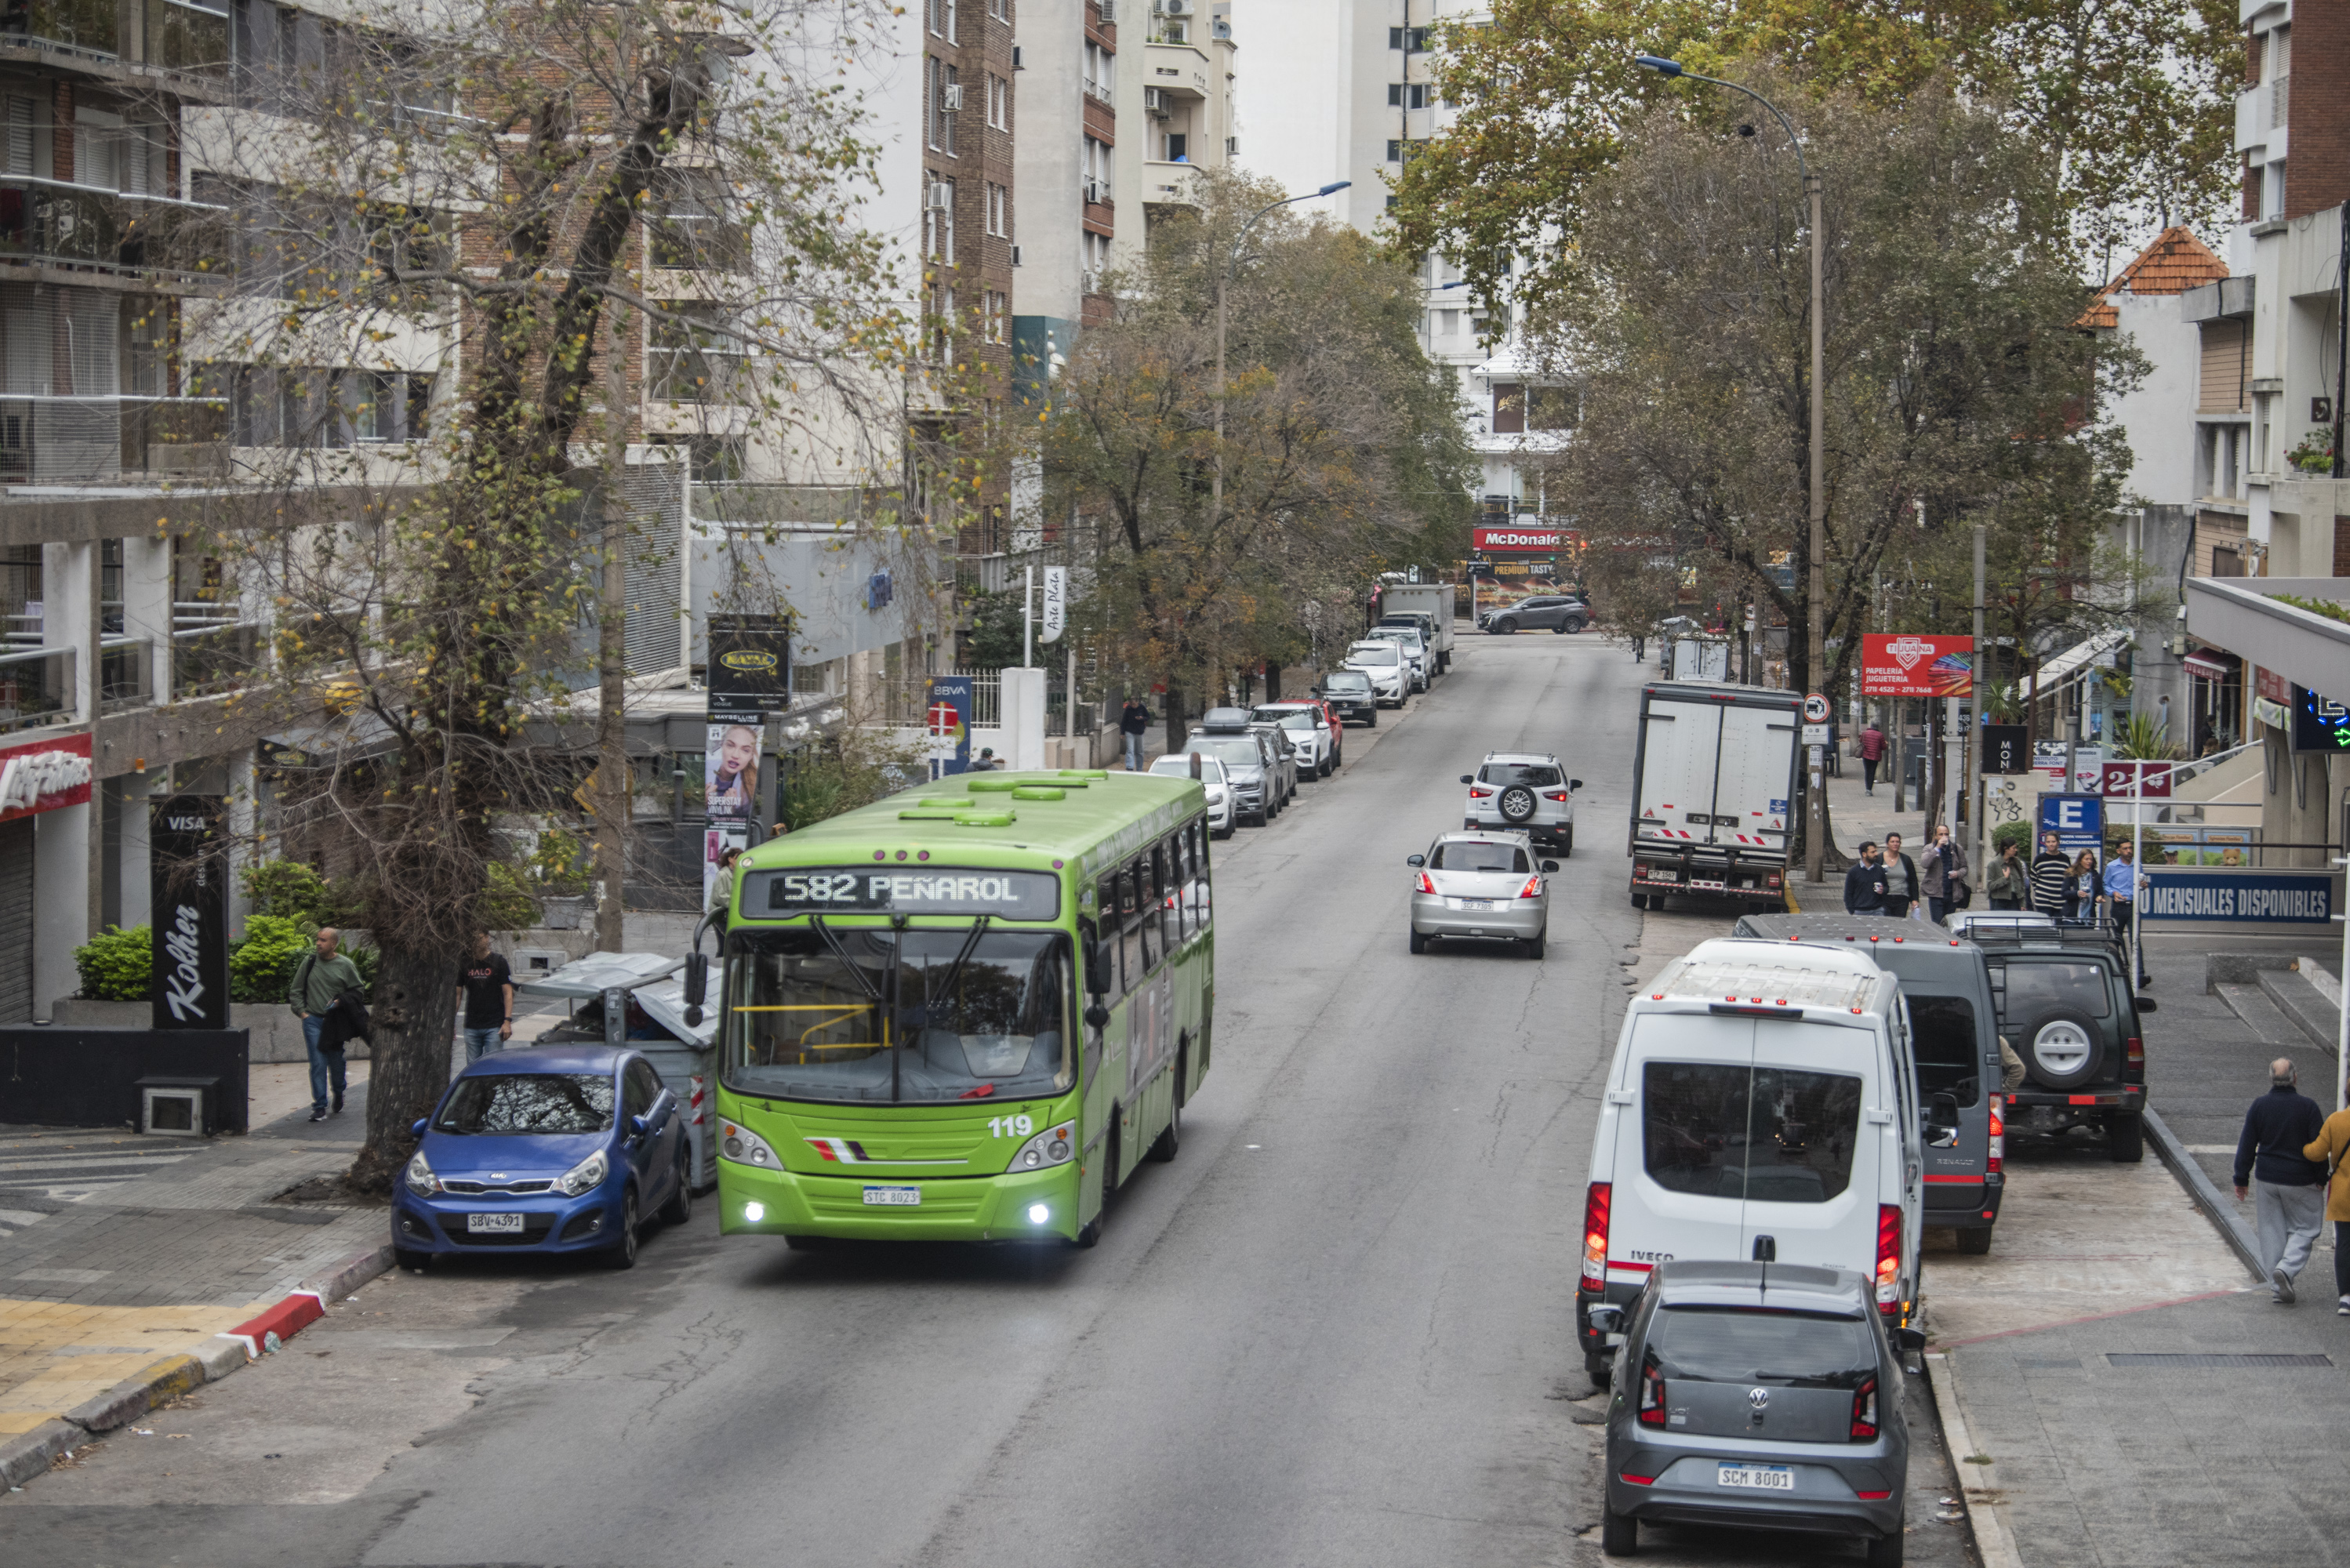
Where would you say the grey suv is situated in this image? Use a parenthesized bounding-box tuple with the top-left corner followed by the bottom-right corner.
(1462, 752, 1580, 854)
(1480, 593, 1589, 634)
(1593, 1261, 1920, 1565)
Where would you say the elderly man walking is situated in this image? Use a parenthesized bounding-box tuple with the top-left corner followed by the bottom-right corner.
(2235, 1058, 2329, 1304)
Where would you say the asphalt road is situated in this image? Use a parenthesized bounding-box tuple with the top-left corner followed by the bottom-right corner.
(0, 633, 1967, 1567)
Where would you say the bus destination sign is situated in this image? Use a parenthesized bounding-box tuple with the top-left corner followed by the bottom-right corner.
(751, 867, 1062, 920)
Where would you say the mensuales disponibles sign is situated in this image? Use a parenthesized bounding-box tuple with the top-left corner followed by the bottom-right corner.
(2141, 870, 2334, 925)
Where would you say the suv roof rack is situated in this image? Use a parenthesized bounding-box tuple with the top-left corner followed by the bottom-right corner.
(1963, 924, 2126, 956)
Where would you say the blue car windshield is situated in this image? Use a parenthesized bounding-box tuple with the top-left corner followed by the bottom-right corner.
(436, 1073, 616, 1134)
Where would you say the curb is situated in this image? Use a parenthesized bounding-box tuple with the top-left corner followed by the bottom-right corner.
(1923, 1352, 2023, 1568)
(2144, 1105, 2265, 1282)
(0, 1239, 393, 1492)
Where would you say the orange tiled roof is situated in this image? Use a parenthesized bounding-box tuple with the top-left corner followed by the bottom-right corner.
(2079, 227, 2229, 328)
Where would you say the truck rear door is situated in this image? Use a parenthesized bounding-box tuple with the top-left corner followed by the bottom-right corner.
(1634, 696, 1720, 853)
(1712, 703, 1796, 856)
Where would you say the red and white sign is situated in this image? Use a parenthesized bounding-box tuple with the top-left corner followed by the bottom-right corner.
(1861, 633, 1974, 697)
(2099, 760, 2173, 798)
(1473, 527, 1571, 553)
(0, 730, 90, 822)
(2256, 666, 2290, 705)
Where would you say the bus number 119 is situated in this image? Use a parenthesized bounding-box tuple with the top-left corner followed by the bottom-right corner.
(989, 1115, 1035, 1138)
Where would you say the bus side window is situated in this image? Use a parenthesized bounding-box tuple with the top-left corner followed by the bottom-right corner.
(1190, 822, 1212, 931)
(1080, 915, 1116, 1004)
(1171, 831, 1194, 942)
(1120, 866, 1147, 987)
(1156, 839, 1182, 951)
(1135, 858, 1162, 974)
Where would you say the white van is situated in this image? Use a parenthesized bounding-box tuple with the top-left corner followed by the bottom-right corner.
(1575, 938, 1924, 1383)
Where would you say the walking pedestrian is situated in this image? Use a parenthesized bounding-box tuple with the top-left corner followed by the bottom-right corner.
(707, 845, 742, 931)
(2103, 838, 2150, 985)
(2234, 1059, 2330, 1303)
(1880, 832, 1921, 919)
(1119, 695, 1153, 772)
(290, 927, 365, 1122)
(1858, 720, 1886, 795)
(1843, 841, 1887, 914)
(2301, 1098, 2350, 1316)
(455, 931, 515, 1064)
(1920, 822, 1969, 924)
(2028, 830, 2071, 914)
(1985, 838, 2029, 909)
(2066, 848, 2100, 921)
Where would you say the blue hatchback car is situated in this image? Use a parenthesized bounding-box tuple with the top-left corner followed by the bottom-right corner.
(392, 1045, 692, 1270)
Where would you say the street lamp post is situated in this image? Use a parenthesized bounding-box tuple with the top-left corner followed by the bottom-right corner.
(1213, 181, 1350, 528)
(1636, 55, 1828, 886)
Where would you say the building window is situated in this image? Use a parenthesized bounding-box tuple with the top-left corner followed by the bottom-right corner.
(944, 0, 957, 43)
(925, 178, 955, 264)
(940, 64, 960, 156)
(649, 306, 743, 404)
(985, 289, 1008, 344)
(1386, 139, 1409, 163)
(990, 0, 1007, 17)
(1084, 42, 1112, 105)
(1084, 136, 1110, 204)
(986, 182, 1008, 237)
(1165, 132, 1186, 161)
(927, 0, 942, 35)
(1388, 83, 1429, 108)
(926, 57, 942, 150)
(1387, 26, 1427, 51)
(988, 71, 1009, 129)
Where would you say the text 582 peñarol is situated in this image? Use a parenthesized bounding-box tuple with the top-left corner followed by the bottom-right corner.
(746, 867, 1062, 920)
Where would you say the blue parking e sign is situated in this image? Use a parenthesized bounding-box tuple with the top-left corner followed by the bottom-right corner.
(2037, 793, 2103, 851)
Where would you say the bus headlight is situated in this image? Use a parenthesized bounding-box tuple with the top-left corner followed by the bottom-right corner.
(720, 1120, 781, 1169)
(1008, 1120, 1076, 1171)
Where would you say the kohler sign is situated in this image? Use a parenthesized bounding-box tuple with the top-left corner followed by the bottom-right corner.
(150, 797, 231, 1031)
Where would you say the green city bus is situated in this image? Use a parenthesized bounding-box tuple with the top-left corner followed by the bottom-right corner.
(713, 768, 1214, 1247)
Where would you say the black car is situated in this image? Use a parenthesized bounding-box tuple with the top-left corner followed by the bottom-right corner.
(1314, 669, 1380, 727)
(1967, 924, 2152, 1160)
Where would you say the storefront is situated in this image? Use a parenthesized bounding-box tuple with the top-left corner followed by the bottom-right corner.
(0, 730, 92, 1022)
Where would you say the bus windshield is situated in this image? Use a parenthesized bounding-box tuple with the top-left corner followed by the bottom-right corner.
(722, 926, 1073, 1105)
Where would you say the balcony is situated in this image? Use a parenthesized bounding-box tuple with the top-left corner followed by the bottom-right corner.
(0, 645, 72, 732)
(0, 395, 227, 484)
(99, 636, 149, 712)
(172, 618, 260, 699)
(1142, 40, 1212, 99)
(143, 0, 226, 71)
(2238, 74, 2288, 155)
(1141, 161, 1204, 212)
(0, 176, 232, 284)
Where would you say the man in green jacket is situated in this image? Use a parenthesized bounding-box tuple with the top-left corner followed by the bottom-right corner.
(291, 927, 364, 1123)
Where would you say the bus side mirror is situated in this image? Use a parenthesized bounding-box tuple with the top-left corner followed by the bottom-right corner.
(1084, 1002, 1112, 1031)
(682, 952, 707, 1028)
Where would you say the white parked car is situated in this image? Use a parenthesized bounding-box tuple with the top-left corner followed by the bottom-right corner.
(1251, 702, 1334, 779)
(1344, 641, 1408, 706)
(1149, 753, 1236, 836)
(1363, 625, 1429, 691)
(1575, 938, 1925, 1386)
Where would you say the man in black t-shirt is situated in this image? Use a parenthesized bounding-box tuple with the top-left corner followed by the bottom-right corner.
(456, 931, 515, 1063)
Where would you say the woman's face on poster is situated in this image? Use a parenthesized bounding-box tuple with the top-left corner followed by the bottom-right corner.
(719, 727, 758, 775)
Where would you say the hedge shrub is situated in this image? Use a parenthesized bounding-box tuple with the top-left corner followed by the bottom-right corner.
(230, 915, 312, 1004)
(74, 924, 152, 1001)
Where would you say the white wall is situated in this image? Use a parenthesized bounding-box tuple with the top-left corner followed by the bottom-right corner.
(1013, 0, 1087, 321)
(2111, 292, 2201, 508)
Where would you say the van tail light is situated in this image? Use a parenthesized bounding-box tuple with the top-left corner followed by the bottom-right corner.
(1636, 1352, 1667, 1428)
(1849, 1374, 1880, 1440)
(2126, 1036, 2143, 1067)
(1988, 1094, 2005, 1174)
(1417, 871, 1437, 895)
(1581, 1181, 1611, 1288)
(1518, 874, 1543, 899)
(1876, 1204, 1902, 1316)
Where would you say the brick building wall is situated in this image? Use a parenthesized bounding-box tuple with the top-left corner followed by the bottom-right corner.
(2286, 0, 2350, 219)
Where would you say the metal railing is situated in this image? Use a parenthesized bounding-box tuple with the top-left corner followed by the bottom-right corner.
(98, 637, 149, 712)
(144, 0, 225, 71)
(0, 644, 72, 732)
(172, 619, 261, 699)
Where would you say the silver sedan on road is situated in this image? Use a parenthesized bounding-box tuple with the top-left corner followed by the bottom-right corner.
(1406, 831, 1557, 959)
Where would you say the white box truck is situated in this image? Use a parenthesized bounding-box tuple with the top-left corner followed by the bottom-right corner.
(1376, 581, 1456, 673)
(1628, 681, 1802, 913)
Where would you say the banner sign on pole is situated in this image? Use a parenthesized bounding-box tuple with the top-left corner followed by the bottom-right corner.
(150, 796, 230, 1031)
(2036, 792, 2104, 852)
(706, 615, 790, 904)
(1471, 526, 1572, 553)
(925, 673, 973, 778)
(707, 615, 790, 720)
(1041, 567, 1067, 644)
(2141, 869, 2335, 925)
(1861, 633, 1974, 697)
(1982, 724, 2029, 775)
(2099, 760, 2171, 797)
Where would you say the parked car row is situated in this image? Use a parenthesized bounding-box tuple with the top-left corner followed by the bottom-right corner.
(1164, 699, 1347, 832)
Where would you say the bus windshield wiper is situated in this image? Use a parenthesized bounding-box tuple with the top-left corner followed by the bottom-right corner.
(808, 916, 883, 1001)
(935, 915, 992, 1003)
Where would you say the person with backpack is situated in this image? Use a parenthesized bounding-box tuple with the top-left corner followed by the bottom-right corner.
(291, 927, 365, 1122)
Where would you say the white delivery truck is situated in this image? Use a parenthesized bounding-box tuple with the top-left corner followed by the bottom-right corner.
(1628, 681, 1802, 913)
(1377, 581, 1456, 673)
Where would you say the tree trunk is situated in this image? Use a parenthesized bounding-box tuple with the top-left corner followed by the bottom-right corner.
(350, 939, 463, 1190)
(1265, 662, 1281, 702)
(1162, 685, 1185, 758)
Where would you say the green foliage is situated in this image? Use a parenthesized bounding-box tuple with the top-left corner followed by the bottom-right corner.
(1992, 818, 2036, 857)
(779, 728, 928, 831)
(2110, 712, 2183, 761)
(74, 924, 151, 1002)
(230, 916, 314, 1004)
(479, 861, 543, 932)
(2273, 593, 2350, 629)
(2287, 431, 2336, 475)
(962, 589, 1029, 670)
(528, 829, 593, 896)
(238, 858, 349, 927)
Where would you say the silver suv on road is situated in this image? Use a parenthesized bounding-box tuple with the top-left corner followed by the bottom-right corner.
(1462, 752, 1581, 855)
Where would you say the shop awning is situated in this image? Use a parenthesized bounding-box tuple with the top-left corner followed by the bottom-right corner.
(2183, 650, 2235, 681)
(2017, 626, 2132, 698)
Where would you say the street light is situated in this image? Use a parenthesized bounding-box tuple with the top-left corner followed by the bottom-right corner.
(1636, 53, 1829, 887)
(1214, 180, 1350, 526)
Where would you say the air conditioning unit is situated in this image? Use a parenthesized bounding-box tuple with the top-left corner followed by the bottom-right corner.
(1157, 0, 1191, 14)
(941, 82, 964, 110)
(1084, 178, 1106, 204)
(925, 181, 953, 210)
(1143, 86, 1168, 116)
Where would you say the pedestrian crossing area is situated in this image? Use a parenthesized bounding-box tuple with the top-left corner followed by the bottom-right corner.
(0, 1134, 194, 1206)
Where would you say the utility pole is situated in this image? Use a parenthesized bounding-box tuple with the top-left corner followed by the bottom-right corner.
(1804, 169, 1825, 884)
(1972, 520, 1987, 873)
(594, 296, 630, 952)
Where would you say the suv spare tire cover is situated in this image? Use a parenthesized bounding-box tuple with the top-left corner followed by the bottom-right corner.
(1498, 785, 1538, 823)
(2019, 1007, 2103, 1090)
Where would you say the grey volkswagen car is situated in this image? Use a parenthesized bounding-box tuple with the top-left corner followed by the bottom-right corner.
(1406, 831, 1556, 958)
(1593, 1261, 1920, 1564)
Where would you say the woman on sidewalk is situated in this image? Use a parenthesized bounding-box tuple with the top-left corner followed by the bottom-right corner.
(1985, 840, 2029, 909)
(2066, 848, 2101, 922)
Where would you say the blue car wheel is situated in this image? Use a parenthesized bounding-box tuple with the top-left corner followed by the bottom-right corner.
(601, 1188, 640, 1270)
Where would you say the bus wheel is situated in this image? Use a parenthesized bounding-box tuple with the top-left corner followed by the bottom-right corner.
(1149, 1098, 1180, 1163)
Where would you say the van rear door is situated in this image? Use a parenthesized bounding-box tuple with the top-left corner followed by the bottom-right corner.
(1734, 1020, 1876, 1274)
(1614, 1012, 1754, 1285)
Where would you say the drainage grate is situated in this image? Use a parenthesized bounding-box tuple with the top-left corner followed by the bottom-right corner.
(2105, 1353, 2334, 1368)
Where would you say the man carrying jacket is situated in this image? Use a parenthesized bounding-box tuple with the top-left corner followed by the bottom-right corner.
(1843, 842, 1887, 914)
(291, 927, 365, 1123)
